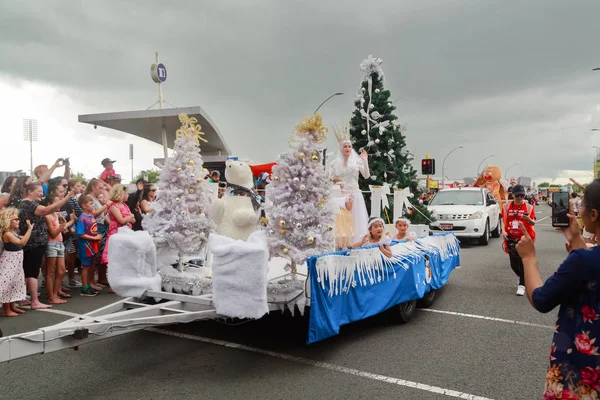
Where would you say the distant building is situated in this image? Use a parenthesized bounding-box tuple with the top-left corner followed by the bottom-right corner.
(0, 170, 26, 185)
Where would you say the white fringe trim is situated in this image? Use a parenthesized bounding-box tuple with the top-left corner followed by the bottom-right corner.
(315, 234, 459, 297)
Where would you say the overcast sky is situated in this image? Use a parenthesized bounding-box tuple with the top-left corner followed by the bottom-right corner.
(2, 0, 600, 184)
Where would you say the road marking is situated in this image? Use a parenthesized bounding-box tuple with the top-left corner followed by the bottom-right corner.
(147, 327, 494, 400)
(37, 308, 81, 318)
(419, 308, 553, 330)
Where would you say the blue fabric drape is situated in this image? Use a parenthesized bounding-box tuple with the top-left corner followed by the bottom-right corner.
(307, 233, 460, 344)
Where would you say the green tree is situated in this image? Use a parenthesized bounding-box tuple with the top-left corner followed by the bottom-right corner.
(71, 171, 86, 181)
(538, 182, 550, 187)
(349, 55, 433, 225)
(132, 169, 160, 184)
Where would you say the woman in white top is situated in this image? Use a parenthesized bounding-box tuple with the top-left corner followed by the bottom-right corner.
(329, 125, 370, 243)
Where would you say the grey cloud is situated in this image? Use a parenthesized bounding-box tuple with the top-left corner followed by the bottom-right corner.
(2, 0, 600, 182)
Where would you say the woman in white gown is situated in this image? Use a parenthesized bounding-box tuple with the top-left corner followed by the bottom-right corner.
(330, 125, 370, 243)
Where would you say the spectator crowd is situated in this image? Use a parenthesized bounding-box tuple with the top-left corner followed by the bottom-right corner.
(0, 157, 157, 315)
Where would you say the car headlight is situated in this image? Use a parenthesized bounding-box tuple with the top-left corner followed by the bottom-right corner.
(468, 211, 484, 220)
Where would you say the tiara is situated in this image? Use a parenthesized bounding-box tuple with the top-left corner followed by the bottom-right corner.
(332, 123, 351, 146)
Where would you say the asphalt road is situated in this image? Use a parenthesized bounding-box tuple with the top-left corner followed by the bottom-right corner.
(0, 205, 563, 399)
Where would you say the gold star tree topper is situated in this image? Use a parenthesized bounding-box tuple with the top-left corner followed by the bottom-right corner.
(293, 113, 328, 144)
(176, 113, 208, 145)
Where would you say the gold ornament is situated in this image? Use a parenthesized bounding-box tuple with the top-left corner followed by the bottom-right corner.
(279, 228, 287, 235)
(188, 188, 195, 194)
(273, 176, 280, 182)
(176, 167, 182, 172)
(318, 198, 325, 208)
(282, 248, 289, 255)
(279, 220, 286, 227)
(327, 226, 333, 232)
(311, 155, 319, 162)
(176, 113, 208, 145)
(298, 152, 305, 160)
(293, 114, 328, 144)
(307, 236, 315, 244)
(188, 160, 195, 166)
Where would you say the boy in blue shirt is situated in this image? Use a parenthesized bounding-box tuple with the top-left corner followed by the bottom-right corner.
(76, 195, 103, 297)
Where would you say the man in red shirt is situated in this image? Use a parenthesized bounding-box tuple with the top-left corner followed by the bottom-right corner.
(100, 158, 118, 188)
(502, 184, 536, 296)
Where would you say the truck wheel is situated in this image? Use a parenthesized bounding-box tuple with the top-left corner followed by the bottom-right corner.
(417, 289, 436, 308)
(395, 300, 417, 324)
(491, 216, 502, 238)
(478, 221, 490, 246)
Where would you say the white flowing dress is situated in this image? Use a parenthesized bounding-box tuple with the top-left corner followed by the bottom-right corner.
(329, 156, 370, 243)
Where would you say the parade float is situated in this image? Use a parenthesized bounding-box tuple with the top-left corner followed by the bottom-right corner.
(0, 56, 460, 362)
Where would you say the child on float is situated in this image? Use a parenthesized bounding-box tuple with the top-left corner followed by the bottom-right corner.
(394, 217, 418, 241)
(0, 208, 32, 316)
(351, 217, 393, 258)
(331, 177, 355, 250)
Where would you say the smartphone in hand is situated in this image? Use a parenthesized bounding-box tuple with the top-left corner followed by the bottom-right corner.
(552, 192, 570, 228)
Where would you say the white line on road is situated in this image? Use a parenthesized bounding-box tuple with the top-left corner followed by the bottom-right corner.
(147, 327, 494, 400)
(37, 308, 81, 318)
(419, 308, 553, 330)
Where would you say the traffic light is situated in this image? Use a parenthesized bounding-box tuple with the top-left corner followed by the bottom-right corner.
(421, 158, 435, 175)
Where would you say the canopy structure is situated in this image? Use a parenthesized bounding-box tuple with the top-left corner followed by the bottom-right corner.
(249, 162, 277, 177)
(78, 106, 231, 165)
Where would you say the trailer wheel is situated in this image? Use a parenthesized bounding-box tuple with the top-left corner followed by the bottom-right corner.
(417, 289, 436, 308)
(395, 300, 417, 324)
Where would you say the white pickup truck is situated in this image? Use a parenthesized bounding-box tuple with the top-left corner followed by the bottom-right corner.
(425, 187, 502, 245)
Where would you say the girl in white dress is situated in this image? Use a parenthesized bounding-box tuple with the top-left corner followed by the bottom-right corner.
(330, 125, 370, 243)
(0, 207, 32, 316)
(394, 217, 417, 241)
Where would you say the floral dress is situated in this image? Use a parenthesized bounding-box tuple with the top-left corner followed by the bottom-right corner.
(532, 246, 600, 399)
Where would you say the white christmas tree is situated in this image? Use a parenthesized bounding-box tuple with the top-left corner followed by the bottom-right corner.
(264, 114, 335, 277)
(142, 113, 215, 271)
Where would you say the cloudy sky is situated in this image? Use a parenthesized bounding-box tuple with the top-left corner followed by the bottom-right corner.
(2, 0, 600, 185)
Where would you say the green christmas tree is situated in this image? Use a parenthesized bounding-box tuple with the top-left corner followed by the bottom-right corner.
(349, 55, 432, 225)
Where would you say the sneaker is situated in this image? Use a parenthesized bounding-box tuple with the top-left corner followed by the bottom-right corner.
(80, 287, 99, 297)
(69, 279, 82, 288)
(516, 285, 526, 296)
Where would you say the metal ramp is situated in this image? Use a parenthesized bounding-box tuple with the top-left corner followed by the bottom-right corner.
(0, 291, 284, 363)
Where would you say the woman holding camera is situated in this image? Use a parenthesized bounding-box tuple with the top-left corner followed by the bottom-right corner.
(517, 180, 600, 398)
(502, 184, 536, 296)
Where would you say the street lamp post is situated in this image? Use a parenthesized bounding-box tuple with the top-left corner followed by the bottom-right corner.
(313, 92, 343, 115)
(313, 92, 343, 167)
(476, 154, 494, 176)
(504, 163, 519, 179)
(442, 146, 463, 190)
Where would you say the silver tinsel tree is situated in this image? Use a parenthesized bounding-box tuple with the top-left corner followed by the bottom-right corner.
(264, 114, 335, 276)
(142, 113, 215, 271)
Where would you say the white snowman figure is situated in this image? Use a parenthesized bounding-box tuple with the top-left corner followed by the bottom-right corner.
(211, 159, 261, 241)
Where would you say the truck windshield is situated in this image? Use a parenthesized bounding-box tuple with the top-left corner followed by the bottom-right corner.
(429, 191, 484, 206)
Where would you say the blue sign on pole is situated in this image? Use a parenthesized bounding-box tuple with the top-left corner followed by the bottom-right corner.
(156, 63, 167, 82)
